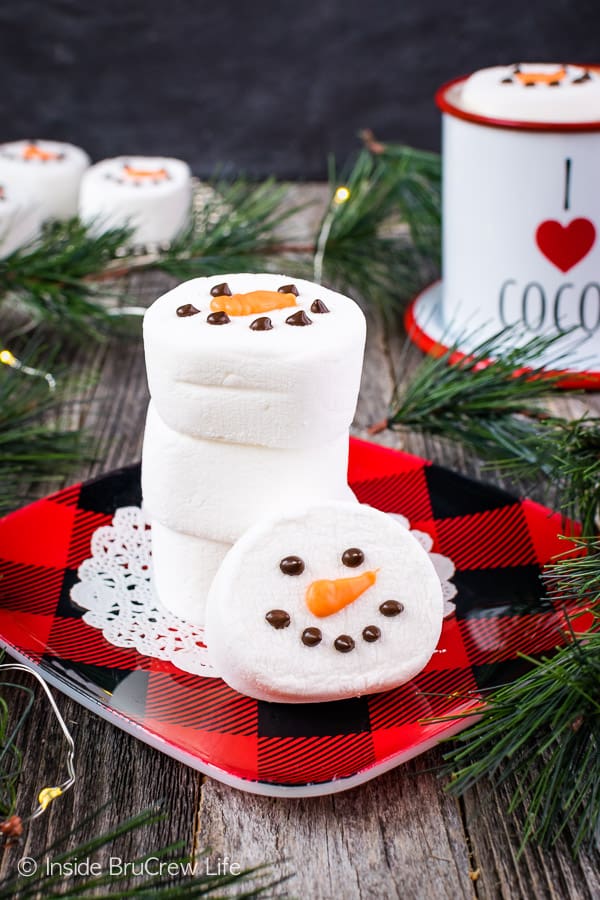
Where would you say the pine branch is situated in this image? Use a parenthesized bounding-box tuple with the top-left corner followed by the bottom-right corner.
(0, 347, 88, 513)
(497, 417, 600, 535)
(443, 626, 600, 855)
(0, 681, 33, 817)
(385, 328, 600, 530)
(0, 220, 133, 336)
(320, 146, 441, 319)
(544, 537, 600, 612)
(386, 329, 567, 460)
(154, 177, 304, 280)
(360, 133, 442, 265)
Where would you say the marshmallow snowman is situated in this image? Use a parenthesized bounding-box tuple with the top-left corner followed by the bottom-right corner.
(79, 156, 192, 245)
(0, 140, 90, 221)
(142, 274, 366, 624)
(143, 273, 366, 448)
(205, 502, 444, 703)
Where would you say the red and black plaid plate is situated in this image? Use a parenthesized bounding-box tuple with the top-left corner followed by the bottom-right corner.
(0, 438, 586, 796)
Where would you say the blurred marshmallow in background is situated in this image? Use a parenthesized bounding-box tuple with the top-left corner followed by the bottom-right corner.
(79, 156, 192, 246)
(0, 139, 90, 223)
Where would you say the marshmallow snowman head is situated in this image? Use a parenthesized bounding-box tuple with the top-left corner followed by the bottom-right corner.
(460, 64, 600, 123)
(79, 155, 192, 245)
(206, 502, 444, 703)
(0, 140, 90, 221)
(143, 274, 367, 448)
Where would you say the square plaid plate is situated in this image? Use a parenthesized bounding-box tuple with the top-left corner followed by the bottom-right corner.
(0, 438, 583, 797)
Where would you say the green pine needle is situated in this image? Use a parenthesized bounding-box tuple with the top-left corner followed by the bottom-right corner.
(443, 627, 600, 855)
(544, 537, 600, 613)
(0, 219, 134, 335)
(0, 681, 33, 817)
(155, 177, 304, 280)
(0, 348, 88, 513)
(496, 417, 600, 534)
(387, 328, 569, 459)
(320, 146, 441, 320)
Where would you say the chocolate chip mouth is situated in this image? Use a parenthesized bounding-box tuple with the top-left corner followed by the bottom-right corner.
(301, 627, 322, 646)
(334, 634, 355, 653)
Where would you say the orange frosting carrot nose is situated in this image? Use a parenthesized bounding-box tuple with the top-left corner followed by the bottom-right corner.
(210, 290, 297, 317)
(22, 144, 61, 161)
(516, 67, 566, 86)
(306, 570, 378, 618)
(123, 165, 169, 180)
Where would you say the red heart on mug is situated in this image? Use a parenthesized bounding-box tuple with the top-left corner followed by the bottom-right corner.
(535, 218, 596, 273)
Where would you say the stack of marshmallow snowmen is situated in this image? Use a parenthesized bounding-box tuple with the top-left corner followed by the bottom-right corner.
(142, 274, 444, 703)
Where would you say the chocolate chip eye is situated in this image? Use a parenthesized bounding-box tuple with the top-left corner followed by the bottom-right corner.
(265, 609, 290, 629)
(279, 555, 305, 576)
(379, 600, 404, 617)
(210, 282, 232, 297)
(302, 627, 322, 646)
(176, 303, 200, 317)
(278, 283, 299, 296)
(334, 634, 355, 653)
(342, 547, 364, 568)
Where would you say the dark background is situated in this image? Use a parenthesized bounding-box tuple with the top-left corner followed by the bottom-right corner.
(1, 0, 598, 178)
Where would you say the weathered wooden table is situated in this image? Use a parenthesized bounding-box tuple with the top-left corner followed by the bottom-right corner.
(1, 186, 599, 899)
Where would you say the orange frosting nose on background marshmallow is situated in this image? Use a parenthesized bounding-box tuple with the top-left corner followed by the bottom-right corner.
(306, 570, 378, 618)
(210, 290, 297, 317)
(22, 144, 61, 161)
(515, 67, 566, 86)
(123, 165, 169, 180)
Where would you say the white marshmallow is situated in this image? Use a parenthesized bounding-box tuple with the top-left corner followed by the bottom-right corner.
(0, 140, 90, 221)
(143, 274, 366, 448)
(151, 519, 230, 623)
(142, 402, 356, 543)
(79, 156, 191, 245)
(0, 182, 43, 256)
(206, 502, 444, 703)
(459, 64, 600, 123)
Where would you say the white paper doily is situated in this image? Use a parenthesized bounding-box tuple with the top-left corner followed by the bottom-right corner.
(72, 506, 457, 680)
(71, 507, 216, 677)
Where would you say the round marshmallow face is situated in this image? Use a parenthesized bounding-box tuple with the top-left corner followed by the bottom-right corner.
(459, 64, 600, 123)
(206, 502, 444, 703)
(79, 156, 191, 244)
(143, 274, 367, 448)
(0, 140, 90, 220)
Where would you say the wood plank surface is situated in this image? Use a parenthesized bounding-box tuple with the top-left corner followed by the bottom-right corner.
(0, 185, 598, 898)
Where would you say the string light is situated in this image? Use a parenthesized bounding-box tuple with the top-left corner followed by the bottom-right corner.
(0, 348, 56, 391)
(0, 663, 76, 837)
(313, 185, 351, 284)
(333, 186, 351, 205)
